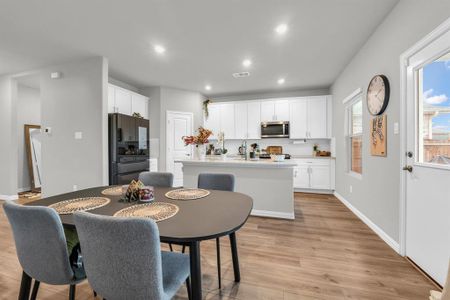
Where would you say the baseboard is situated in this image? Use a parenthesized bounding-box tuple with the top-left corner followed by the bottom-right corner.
(333, 191, 400, 253)
(294, 188, 334, 194)
(17, 187, 31, 193)
(251, 209, 295, 220)
(0, 194, 19, 201)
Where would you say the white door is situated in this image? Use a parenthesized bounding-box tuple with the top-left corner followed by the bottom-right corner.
(261, 101, 275, 121)
(235, 102, 248, 139)
(275, 100, 290, 121)
(289, 99, 308, 139)
(404, 27, 450, 285)
(247, 102, 261, 139)
(308, 97, 328, 138)
(166, 111, 193, 187)
(220, 103, 235, 139)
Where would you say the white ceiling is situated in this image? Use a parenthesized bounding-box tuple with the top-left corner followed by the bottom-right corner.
(0, 0, 398, 96)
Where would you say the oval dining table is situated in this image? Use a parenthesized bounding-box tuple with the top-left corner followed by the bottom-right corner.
(24, 186, 253, 300)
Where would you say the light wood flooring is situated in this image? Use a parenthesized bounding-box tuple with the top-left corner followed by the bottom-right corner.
(0, 193, 435, 299)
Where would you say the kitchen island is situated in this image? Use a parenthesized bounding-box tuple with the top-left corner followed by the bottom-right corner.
(177, 157, 296, 219)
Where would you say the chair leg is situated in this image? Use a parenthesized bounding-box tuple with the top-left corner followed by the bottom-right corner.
(169, 243, 173, 252)
(69, 284, 76, 300)
(186, 277, 192, 300)
(30, 280, 40, 300)
(216, 237, 222, 289)
(93, 290, 97, 297)
(182, 244, 186, 254)
(18, 271, 32, 300)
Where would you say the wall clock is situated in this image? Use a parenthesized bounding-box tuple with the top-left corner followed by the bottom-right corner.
(367, 74, 390, 115)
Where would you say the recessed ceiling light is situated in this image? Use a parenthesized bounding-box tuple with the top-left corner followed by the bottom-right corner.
(275, 24, 288, 35)
(242, 59, 252, 67)
(277, 78, 285, 85)
(205, 85, 212, 91)
(154, 45, 166, 54)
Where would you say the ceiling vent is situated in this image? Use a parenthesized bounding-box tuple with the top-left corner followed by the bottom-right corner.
(232, 71, 250, 78)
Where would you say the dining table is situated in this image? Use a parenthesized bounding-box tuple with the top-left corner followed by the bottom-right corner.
(24, 186, 253, 300)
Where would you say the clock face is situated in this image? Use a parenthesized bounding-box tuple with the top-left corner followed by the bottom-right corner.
(367, 75, 390, 115)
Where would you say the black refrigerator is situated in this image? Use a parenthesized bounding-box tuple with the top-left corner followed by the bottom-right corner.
(109, 113, 150, 185)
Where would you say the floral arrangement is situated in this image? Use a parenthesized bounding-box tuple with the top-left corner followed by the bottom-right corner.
(182, 127, 213, 146)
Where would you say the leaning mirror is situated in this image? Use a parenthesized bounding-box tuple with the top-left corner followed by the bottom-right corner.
(24, 125, 42, 191)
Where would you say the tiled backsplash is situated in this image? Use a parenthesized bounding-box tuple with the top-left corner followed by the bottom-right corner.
(213, 138, 331, 156)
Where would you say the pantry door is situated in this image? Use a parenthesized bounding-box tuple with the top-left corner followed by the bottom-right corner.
(402, 21, 450, 286)
(166, 111, 193, 187)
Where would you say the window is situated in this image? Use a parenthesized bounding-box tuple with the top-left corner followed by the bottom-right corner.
(417, 52, 450, 165)
(346, 94, 363, 175)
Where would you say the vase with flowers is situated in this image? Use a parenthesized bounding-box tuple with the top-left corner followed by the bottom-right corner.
(182, 127, 213, 160)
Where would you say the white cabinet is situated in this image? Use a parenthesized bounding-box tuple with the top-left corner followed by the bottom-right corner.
(131, 93, 149, 119)
(114, 88, 132, 115)
(235, 102, 248, 139)
(247, 102, 261, 139)
(290, 96, 328, 139)
(204, 104, 221, 139)
(108, 84, 149, 119)
(261, 100, 290, 121)
(308, 97, 328, 138)
(293, 159, 332, 190)
(289, 99, 308, 139)
(220, 103, 235, 139)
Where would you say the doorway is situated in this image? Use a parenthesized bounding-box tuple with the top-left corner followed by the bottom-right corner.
(166, 111, 193, 187)
(400, 19, 450, 286)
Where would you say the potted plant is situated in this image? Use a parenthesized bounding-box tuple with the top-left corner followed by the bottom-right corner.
(182, 127, 213, 160)
(217, 131, 228, 159)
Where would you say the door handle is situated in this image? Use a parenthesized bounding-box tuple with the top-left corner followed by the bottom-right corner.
(402, 165, 413, 172)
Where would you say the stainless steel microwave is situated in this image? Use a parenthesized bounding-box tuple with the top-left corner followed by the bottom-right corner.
(261, 121, 289, 138)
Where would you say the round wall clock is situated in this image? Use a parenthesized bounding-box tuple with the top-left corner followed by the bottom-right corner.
(367, 74, 390, 115)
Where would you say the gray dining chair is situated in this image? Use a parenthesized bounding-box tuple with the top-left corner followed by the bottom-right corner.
(3, 200, 86, 300)
(139, 171, 174, 187)
(198, 173, 235, 289)
(73, 211, 191, 300)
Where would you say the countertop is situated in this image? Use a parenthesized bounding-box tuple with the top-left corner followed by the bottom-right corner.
(176, 157, 297, 168)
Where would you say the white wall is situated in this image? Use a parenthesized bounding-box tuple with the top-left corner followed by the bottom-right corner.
(142, 86, 204, 171)
(331, 0, 450, 243)
(17, 84, 41, 191)
(38, 57, 108, 197)
(0, 76, 18, 198)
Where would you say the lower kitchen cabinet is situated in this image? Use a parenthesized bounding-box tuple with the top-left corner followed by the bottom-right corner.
(293, 159, 334, 191)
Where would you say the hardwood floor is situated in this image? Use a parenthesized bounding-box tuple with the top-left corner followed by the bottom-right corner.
(0, 193, 434, 299)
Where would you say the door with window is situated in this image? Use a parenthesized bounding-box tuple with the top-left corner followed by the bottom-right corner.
(166, 111, 193, 187)
(404, 26, 450, 286)
(346, 95, 363, 176)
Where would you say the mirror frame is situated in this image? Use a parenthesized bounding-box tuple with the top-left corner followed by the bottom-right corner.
(24, 124, 41, 192)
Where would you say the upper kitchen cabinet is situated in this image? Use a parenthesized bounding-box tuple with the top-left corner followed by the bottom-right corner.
(261, 100, 290, 122)
(108, 84, 149, 119)
(131, 93, 149, 119)
(220, 103, 235, 139)
(234, 102, 248, 139)
(289, 96, 330, 139)
(247, 101, 261, 139)
(204, 103, 221, 139)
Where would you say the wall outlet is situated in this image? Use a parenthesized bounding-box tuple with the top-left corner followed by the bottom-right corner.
(73, 185, 78, 191)
(349, 185, 353, 193)
(394, 122, 399, 135)
(74, 132, 83, 139)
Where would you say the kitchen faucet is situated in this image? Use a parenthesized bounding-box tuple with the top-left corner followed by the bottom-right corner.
(241, 140, 248, 160)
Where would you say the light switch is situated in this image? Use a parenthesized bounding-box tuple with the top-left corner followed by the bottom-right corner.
(75, 132, 83, 139)
(394, 122, 399, 135)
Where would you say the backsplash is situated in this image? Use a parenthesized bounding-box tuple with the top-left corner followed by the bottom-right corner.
(212, 138, 331, 156)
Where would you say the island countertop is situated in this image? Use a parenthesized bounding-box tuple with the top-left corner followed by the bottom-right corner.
(176, 157, 297, 168)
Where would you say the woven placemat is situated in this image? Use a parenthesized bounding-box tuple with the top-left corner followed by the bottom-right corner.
(49, 197, 111, 215)
(165, 188, 210, 200)
(113, 202, 179, 222)
(101, 186, 123, 196)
